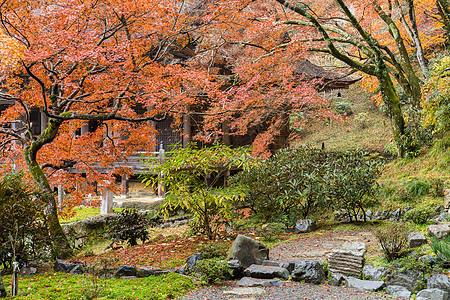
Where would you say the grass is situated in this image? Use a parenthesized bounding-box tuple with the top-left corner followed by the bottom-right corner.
(296, 85, 392, 154)
(59, 206, 101, 224)
(1, 272, 195, 299)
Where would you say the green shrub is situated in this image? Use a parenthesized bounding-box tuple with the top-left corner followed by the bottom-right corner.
(197, 242, 229, 260)
(431, 236, 450, 263)
(430, 178, 445, 198)
(195, 258, 232, 284)
(143, 144, 254, 240)
(109, 208, 151, 246)
(230, 147, 381, 225)
(404, 204, 435, 225)
(256, 222, 286, 242)
(326, 150, 382, 222)
(373, 222, 409, 262)
(229, 147, 329, 227)
(0, 172, 50, 273)
(333, 101, 353, 116)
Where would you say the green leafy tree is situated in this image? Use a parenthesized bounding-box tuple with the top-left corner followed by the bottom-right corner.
(143, 144, 254, 240)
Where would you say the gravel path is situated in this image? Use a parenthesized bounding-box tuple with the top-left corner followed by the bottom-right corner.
(179, 281, 403, 300)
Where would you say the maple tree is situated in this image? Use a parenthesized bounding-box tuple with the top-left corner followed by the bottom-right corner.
(0, 0, 331, 256)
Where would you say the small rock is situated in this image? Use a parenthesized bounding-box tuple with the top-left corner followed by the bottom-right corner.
(373, 210, 380, 219)
(328, 273, 346, 286)
(389, 209, 401, 221)
(295, 219, 316, 233)
(419, 255, 436, 266)
(408, 232, 427, 248)
(19, 267, 37, 276)
(416, 288, 449, 300)
(54, 259, 84, 274)
(345, 277, 385, 291)
(223, 287, 266, 296)
(379, 210, 390, 220)
(366, 210, 373, 220)
(363, 265, 389, 281)
(184, 253, 202, 274)
(115, 265, 137, 278)
(236, 277, 283, 287)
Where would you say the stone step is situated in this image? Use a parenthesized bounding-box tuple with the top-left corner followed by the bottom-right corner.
(244, 264, 289, 280)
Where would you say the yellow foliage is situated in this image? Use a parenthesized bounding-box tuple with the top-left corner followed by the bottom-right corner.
(421, 56, 450, 131)
(0, 29, 25, 70)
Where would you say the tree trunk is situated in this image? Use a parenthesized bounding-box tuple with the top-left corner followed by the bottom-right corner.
(377, 66, 406, 157)
(23, 116, 72, 258)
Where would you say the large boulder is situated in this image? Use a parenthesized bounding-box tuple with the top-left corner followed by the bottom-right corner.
(416, 288, 449, 300)
(427, 274, 450, 293)
(295, 219, 316, 233)
(385, 269, 422, 292)
(62, 214, 118, 249)
(137, 267, 162, 278)
(115, 265, 137, 278)
(227, 235, 269, 269)
(345, 277, 385, 292)
(291, 260, 325, 284)
(262, 260, 295, 274)
(244, 264, 289, 280)
(54, 259, 84, 274)
(428, 225, 450, 239)
(385, 285, 412, 298)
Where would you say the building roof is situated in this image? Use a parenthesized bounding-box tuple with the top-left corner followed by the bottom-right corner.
(293, 60, 360, 90)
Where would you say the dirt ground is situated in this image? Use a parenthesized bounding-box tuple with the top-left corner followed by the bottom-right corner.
(270, 224, 382, 263)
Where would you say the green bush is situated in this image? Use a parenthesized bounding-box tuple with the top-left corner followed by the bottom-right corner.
(333, 101, 353, 116)
(373, 222, 409, 262)
(143, 144, 254, 240)
(197, 242, 229, 260)
(229, 147, 329, 227)
(195, 258, 232, 284)
(109, 208, 152, 246)
(326, 150, 382, 221)
(256, 222, 285, 242)
(230, 147, 381, 225)
(404, 204, 435, 225)
(0, 172, 50, 273)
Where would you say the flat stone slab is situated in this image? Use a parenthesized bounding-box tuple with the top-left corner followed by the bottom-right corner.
(345, 276, 385, 291)
(236, 277, 283, 287)
(428, 225, 450, 239)
(244, 264, 289, 280)
(223, 287, 266, 296)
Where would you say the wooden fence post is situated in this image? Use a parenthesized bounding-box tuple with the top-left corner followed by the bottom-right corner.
(157, 142, 165, 198)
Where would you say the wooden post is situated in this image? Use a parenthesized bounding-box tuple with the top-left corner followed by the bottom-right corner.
(57, 185, 64, 205)
(101, 187, 114, 214)
(121, 175, 129, 198)
(157, 142, 165, 197)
